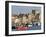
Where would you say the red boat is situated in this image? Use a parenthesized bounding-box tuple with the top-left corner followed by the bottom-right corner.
(16, 26, 28, 31)
(16, 26, 32, 31)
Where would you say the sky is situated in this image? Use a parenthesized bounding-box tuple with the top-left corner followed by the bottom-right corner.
(11, 5, 41, 15)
